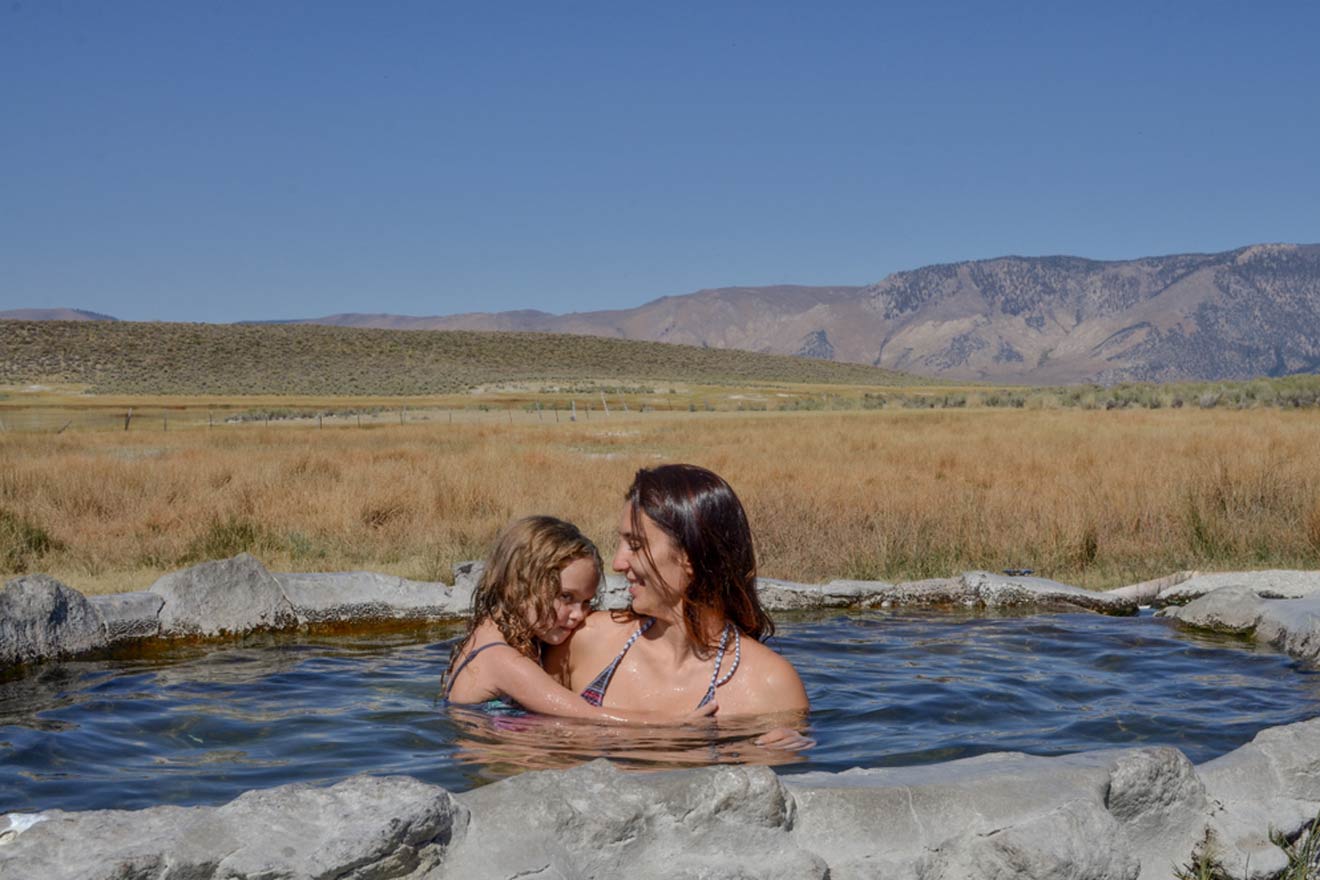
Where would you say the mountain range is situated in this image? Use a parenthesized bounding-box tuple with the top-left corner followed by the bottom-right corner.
(8, 243, 1320, 383)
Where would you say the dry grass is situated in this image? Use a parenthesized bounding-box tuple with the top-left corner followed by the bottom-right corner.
(3, 408, 1320, 594)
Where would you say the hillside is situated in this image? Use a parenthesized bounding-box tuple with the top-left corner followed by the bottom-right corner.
(0, 308, 118, 322)
(293, 244, 1320, 384)
(0, 320, 924, 395)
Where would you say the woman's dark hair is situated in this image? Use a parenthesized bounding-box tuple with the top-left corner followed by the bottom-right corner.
(625, 463, 774, 649)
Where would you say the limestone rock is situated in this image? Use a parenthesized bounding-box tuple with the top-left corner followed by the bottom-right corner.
(1156, 585, 1266, 634)
(1159, 590, 1320, 666)
(1197, 717, 1320, 877)
(87, 591, 163, 642)
(1157, 570, 1320, 606)
(599, 571, 631, 609)
(1107, 571, 1196, 604)
(962, 570, 1138, 615)
(0, 774, 466, 880)
(275, 571, 470, 624)
(0, 574, 106, 666)
(447, 759, 825, 880)
(786, 747, 1204, 880)
(150, 553, 296, 637)
(1255, 595, 1320, 665)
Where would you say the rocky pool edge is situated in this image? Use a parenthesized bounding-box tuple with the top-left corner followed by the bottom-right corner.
(2, 559, 1320, 879)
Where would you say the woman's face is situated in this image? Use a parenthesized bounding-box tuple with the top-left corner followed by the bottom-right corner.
(612, 503, 692, 619)
(531, 556, 598, 645)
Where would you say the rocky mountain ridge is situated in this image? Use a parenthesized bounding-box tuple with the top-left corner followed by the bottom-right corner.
(10, 244, 1319, 383)
(292, 243, 1320, 383)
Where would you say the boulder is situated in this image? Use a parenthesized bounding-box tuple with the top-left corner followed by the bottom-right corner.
(1197, 717, 1320, 877)
(1159, 590, 1320, 666)
(87, 591, 163, 642)
(0, 574, 106, 666)
(961, 570, 1138, 615)
(446, 759, 826, 880)
(1157, 585, 1266, 634)
(0, 774, 466, 880)
(274, 571, 471, 624)
(150, 553, 296, 637)
(786, 747, 1203, 880)
(1255, 595, 1320, 665)
(1157, 570, 1320, 606)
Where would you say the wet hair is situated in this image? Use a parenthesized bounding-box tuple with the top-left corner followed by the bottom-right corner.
(625, 463, 774, 650)
(443, 516, 602, 689)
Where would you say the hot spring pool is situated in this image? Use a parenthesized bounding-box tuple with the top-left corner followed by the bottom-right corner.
(3, 609, 1319, 813)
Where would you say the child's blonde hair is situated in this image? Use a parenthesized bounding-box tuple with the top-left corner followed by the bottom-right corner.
(444, 516, 602, 684)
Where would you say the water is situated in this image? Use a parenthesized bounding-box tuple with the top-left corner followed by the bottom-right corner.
(3, 610, 1319, 813)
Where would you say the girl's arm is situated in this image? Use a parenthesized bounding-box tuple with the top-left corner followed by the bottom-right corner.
(478, 644, 716, 725)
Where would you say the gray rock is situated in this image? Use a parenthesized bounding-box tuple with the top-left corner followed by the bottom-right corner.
(1254, 595, 1320, 665)
(452, 563, 1136, 616)
(1108, 571, 1196, 604)
(786, 747, 1198, 879)
(961, 570, 1138, 615)
(598, 572, 631, 609)
(0, 775, 466, 880)
(275, 571, 471, 624)
(1159, 590, 1320, 666)
(1157, 570, 1320, 606)
(1157, 585, 1266, 634)
(87, 591, 163, 641)
(0, 574, 107, 666)
(150, 553, 296, 637)
(446, 759, 826, 880)
(1197, 717, 1320, 878)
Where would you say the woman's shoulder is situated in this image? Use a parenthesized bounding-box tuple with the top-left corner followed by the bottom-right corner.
(732, 633, 809, 712)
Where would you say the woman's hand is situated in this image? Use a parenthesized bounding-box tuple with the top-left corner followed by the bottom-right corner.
(754, 726, 815, 751)
(684, 700, 719, 721)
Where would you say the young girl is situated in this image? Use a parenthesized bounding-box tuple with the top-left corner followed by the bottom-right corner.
(443, 515, 716, 724)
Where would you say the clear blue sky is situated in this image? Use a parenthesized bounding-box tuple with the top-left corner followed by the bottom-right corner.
(3, 1, 1318, 323)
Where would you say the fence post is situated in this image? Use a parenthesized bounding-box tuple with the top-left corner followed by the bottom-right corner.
(318, 414, 323, 429)
(600, 392, 609, 415)
(571, 401, 577, 422)
(124, 408, 133, 431)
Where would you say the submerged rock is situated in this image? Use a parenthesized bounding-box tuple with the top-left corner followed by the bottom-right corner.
(150, 553, 297, 637)
(0, 574, 107, 666)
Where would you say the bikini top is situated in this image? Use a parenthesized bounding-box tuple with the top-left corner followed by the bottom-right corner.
(580, 617, 741, 709)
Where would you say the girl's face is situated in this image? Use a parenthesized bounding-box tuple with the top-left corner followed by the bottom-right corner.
(531, 556, 598, 645)
(612, 503, 692, 620)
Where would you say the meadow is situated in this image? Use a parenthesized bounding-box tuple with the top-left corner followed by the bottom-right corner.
(3, 404, 1319, 595)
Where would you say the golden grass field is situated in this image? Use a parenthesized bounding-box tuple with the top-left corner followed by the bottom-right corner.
(3, 402, 1319, 594)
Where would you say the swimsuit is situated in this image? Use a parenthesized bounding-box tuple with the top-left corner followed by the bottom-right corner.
(580, 617, 741, 709)
(443, 641, 525, 714)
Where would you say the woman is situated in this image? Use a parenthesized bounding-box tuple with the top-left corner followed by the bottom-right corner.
(545, 464, 809, 719)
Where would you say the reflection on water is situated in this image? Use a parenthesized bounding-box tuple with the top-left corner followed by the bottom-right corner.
(447, 705, 807, 785)
(2, 610, 1320, 813)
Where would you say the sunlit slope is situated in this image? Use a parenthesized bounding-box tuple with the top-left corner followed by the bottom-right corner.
(0, 320, 928, 395)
